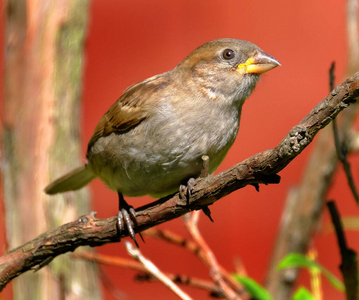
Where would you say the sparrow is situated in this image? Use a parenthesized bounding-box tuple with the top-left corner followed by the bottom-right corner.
(45, 38, 280, 246)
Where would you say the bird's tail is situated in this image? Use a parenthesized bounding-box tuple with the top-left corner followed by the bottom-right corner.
(45, 165, 96, 194)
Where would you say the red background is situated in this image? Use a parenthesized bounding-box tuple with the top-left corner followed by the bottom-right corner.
(2, 0, 359, 299)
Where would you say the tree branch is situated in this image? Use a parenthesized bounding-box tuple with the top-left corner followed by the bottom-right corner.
(72, 251, 224, 297)
(327, 201, 359, 300)
(125, 242, 192, 300)
(331, 63, 359, 204)
(1, 72, 359, 292)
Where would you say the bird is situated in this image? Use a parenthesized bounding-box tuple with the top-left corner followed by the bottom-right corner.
(45, 38, 280, 246)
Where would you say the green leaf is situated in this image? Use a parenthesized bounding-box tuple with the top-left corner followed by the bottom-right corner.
(232, 275, 273, 300)
(292, 287, 314, 300)
(277, 253, 345, 292)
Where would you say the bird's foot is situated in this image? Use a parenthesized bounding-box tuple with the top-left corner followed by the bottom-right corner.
(117, 193, 144, 248)
(179, 177, 196, 206)
(179, 177, 214, 222)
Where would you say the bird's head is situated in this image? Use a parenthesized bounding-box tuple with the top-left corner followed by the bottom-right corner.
(176, 38, 280, 103)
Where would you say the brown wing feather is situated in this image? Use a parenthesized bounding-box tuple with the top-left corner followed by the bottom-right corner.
(87, 72, 171, 151)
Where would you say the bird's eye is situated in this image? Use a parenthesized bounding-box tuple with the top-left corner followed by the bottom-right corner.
(222, 49, 235, 60)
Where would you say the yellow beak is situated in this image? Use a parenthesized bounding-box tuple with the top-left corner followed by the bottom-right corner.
(237, 50, 280, 74)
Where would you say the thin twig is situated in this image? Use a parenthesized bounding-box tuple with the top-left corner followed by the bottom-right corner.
(125, 242, 192, 300)
(142, 228, 244, 295)
(200, 155, 210, 178)
(233, 257, 248, 277)
(73, 251, 223, 296)
(327, 201, 359, 300)
(183, 211, 239, 299)
(330, 63, 359, 204)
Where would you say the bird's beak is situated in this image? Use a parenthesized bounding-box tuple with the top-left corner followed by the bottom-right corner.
(237, 50, 281, 74)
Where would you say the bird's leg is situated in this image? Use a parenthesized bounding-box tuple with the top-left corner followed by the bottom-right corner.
(117, 192, 144, 248)
(199, 155, 214, 222)
(179, 156, 214, 222)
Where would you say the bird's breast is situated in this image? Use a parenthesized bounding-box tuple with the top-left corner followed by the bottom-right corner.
(87, 95, 241, 197)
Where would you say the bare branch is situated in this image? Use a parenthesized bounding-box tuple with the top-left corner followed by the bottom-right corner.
(184, 211, 238, 299)
(327, 201, 359, 300)
(125, 242, 192, 300)
(73, 251, 224, 296)
(331, 63, 359, 203)
(143, 228, 244, 295)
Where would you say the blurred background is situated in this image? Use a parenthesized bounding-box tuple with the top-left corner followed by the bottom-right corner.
(1, 0, 358, 299)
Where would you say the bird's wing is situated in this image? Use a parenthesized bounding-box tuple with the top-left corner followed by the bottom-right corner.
(87, 73, 170, 151)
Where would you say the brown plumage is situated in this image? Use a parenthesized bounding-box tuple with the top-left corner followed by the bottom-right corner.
(45, 38, 280, 246)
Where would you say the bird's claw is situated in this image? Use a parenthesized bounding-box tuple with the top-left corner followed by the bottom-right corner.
(117, 207, 139, 248)
(179, 177, 196, 206)
(179, 180, 214, 222)
(117, 193, 144, 248)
